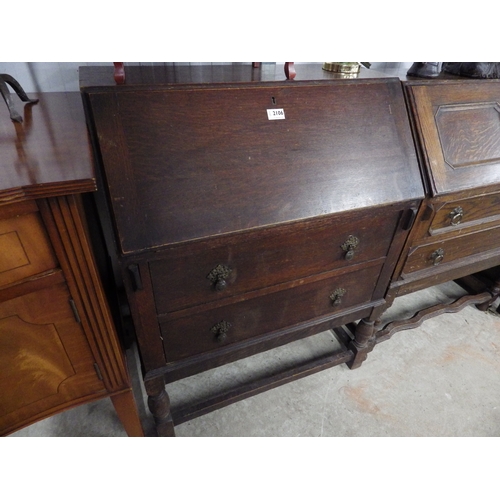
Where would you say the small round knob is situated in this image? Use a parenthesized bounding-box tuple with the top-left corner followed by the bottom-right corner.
(216, 331, 228, 343)
(431, 248, 445, 265)
(215, 278, 227, 291)
(449, 207, 464, 226)
(211, 321, 232, 343)
(207, 264, 232, 292)
(345, 249, 355, 261)
(341, 235, 360, 261)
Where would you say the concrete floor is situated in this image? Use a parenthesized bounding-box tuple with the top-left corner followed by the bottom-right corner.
(9, 282, 500, 437)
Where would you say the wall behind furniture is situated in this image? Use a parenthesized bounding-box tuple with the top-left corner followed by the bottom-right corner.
(0, 62, 413, 93)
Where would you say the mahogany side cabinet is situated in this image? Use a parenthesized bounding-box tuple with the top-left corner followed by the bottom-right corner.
(0, 92, 143, 436)
(80, 64, 426, 436)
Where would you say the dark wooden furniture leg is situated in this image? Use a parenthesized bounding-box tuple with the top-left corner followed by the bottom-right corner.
(144, 375, 175, 437)
(346, 318, 376, 369)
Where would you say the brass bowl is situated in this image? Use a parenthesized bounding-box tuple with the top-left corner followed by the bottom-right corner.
(322, 62, 360, 74)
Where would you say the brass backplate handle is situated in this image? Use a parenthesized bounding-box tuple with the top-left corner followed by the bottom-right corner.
(341, 235, 359, 260)
(431, 248, 445, 265)
(449, 207, 464, 226)
(211, 320, 232, 343)
(207, 264, 232, 291)
(330, 288, 346, 305)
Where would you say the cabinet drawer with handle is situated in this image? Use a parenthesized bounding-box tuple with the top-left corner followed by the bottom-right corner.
(429, 191, 500, 235)
(402, 225, 500, 276)
(149, 207, 402, 314)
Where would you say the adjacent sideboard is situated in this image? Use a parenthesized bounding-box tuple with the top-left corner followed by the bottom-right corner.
(0, 92, 143, 436)
(374, 78, 500, 341)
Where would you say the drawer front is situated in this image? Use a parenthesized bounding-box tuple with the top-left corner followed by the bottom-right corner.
(429, 191, 500, 234)
(160, 261, 383, 362)
(150, 208, 401, 314)
(0, 211, 58, 288)
(402, 225, 500, 275)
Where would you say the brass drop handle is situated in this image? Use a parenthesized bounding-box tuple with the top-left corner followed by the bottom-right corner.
(341, 235, 360, 261)
(431, 248, 445, 265)
(330, 288, 346, 305)
(449, 207, 464, 226)
(211, 320, 232, 343)
(207, 264, 232, 291)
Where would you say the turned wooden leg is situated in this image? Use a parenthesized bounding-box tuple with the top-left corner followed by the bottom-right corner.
(110, 389, 145, 437)
(144, 375, 175, 437)
(347, 318, 377, 369)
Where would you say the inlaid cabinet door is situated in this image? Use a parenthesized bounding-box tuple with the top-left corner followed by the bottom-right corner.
(0, 282, 106, 435)
(0, 207, 58, 288)
(408, 81, 500, 195)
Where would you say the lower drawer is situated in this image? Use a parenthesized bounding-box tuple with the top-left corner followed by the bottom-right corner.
(402, 225, 500, 276)
(160, 261, 383, 362)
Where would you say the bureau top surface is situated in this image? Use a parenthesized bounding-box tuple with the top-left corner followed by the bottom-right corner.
(82, 65, 424, 254)
(79, 64, 391, 89)
(0, 92, 95, 204)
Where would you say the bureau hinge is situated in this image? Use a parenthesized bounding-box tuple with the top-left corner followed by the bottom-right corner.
(93, 363, 104, 381)
(69, 298, 81, 323)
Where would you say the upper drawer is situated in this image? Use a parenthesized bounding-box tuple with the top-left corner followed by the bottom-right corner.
(160, 260, 383, 362)
(402, 225, 500, 276)
(429, 190, 500, 235)
(88, 79, 422, 253)
(149, 206, 402, 314)
(0, 205, 58, 288)
(406, 81, 500, 196)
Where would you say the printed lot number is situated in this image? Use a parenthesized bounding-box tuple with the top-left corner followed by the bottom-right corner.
(267, 108, 285, 120)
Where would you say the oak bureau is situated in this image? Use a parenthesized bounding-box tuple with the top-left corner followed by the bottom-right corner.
(80, 64, 428, 436)
(371, 76, 500, 344)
